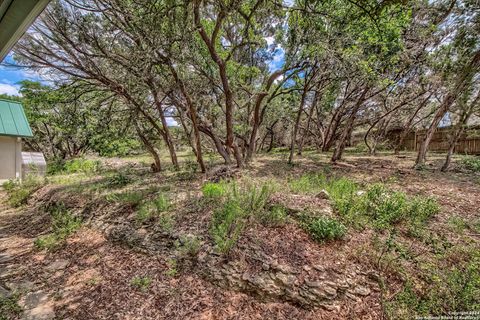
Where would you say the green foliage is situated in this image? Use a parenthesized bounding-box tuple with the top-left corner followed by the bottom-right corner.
(211, 199, 246, 254)
(175, 234, 201, 259)
(136, 193, 172, 223)
(165, 259, 178, 277)
(105, 191, 143, 207)
(34, 203, 82, 250)
(131, 276, 152, 292)
(461, 156, 480, 172)
(387, 251, 480, 318)
(290, 173, 439, 230)
(202, 182, 227, 199)
(2, 177, 45, 207)
(260, 205, 288, 227)
(49, 158, 101, 175)
(301, 215, 346, 242)
(210, 182, 273, 254)
(104, 171, 132, 188)
(0, 293, 22, 320)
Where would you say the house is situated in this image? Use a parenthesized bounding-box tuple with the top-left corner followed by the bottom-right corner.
(0, 99, 33, 182)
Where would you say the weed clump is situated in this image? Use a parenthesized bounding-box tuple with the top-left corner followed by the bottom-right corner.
(34, 203, 81, 250)
(131, 276, 152, 292)
(2, 177, 45, 207)
(301, 215, 346, 242)
(289, 173, 439, 231)
(207, 181, 273, 254)
(136, 193, 173, 224)
(461, 156, 480, 172)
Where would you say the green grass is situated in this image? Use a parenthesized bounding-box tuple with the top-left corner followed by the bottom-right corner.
(2, 176, 45, 207)
(202, 182, 227, 199)
(300, 215, 346, 242)
(34, 203, 82, 250)
(387, 250, 480, 319)
(0, 293, 22, 320)
(259, 205, 288, 227)
(105, 191, 143, 207)
(208, 181, 273, 254)
(461, 156, 480, 172)
(48, 158, 102, 175)
(289, 173, 439, 231)
(136, 193, 172, 223)
(131, 276, 152, 292)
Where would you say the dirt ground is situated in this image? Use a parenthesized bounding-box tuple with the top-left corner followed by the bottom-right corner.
(0, 151, 479, 320)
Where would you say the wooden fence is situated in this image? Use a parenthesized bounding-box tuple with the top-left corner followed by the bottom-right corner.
(400, 126, 480, 154)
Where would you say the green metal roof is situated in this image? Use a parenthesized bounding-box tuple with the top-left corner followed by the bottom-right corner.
(0, 99, 33, 137)
(0, 0, 51, 61)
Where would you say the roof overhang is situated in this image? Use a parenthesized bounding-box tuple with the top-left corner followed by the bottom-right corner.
(0, 0, 50, 62)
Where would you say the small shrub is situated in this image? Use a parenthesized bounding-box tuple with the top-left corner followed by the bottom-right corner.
(302, 216, 346, 242)
(211, 199, 245, 254)
(260, 205, 288, 227)
(106, 191, 143, 207)
(175, 234, 201, 259)
(2, 177, 44, 207)
(202, 182, 227, 199)
(461, 156, 480, 172)
(34, 203, 81, 250)
(131, 276, 152, 292)
(387, 251, 480, 318)
(136, 193, 172, 223)
(153, 194, 171, 212)
(289, 173, 327, 194)
(0, 293, 22, 320)
(165, 259, 178, 277)
(104, 172, 132, 188)
(209, 182, 273, 254)
(54, 158, 101, 174)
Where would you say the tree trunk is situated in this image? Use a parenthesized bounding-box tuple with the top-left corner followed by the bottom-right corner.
(331, 87, 369, 162)
(135, 123, 161, 172)
(288, 88, 308, 164)
(441, 94, 479, 171)
(415, 49, 480, 167)
(394, 95, 431, 154)
(298, 91, 319, 155)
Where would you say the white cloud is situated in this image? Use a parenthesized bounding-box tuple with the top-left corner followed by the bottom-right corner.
(166, 117, 179, 127)
(265, 36, 275, 46)
(0, 83, 20, 96)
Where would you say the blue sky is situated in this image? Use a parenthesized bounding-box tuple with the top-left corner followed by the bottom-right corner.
(0, 54, 42, 96)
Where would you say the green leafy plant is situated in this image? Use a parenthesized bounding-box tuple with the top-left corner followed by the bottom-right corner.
(34, 203, 82, 250)
(131, 276, 152, 292)
(165, 259, 178, 277)
(105, 171, 132, 188)
(2, 176, 45, 207)
(301, 216, 346, 242)
(202, 182, 227, 199)
(0, 293, 22, 320)
(136, 193, 172, 223)
(175, 234, 201, 259)
(209, 182, 273, 254)
(260, 205, 288, 227)
(461, 156, 480, 172)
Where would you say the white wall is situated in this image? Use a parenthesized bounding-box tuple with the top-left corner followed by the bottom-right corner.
(0, 136, 21, 182)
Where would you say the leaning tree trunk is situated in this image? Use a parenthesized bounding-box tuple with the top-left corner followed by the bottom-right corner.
(394, 95, 431, 154)
(441, 94, 479, 171)
(298, 91, 319, 156)
(135, 123, 161, 172)
(331, 88, 369, 162)
(415, 49, 480, 167)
